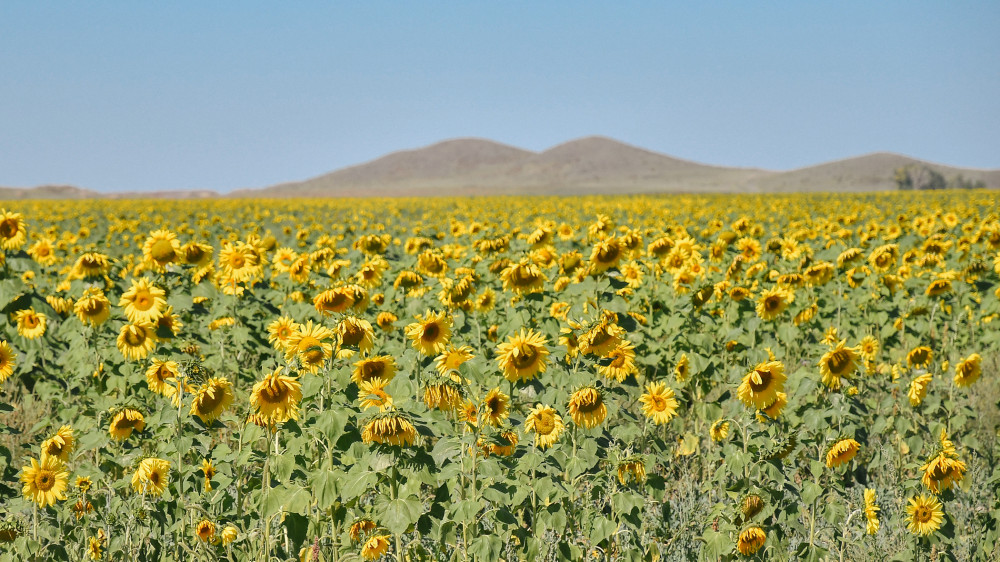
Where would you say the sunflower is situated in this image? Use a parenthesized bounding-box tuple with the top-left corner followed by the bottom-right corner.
(597, 341, 639, 382)
(858, 335, 879, 362)
(906, 494, 944, 536)
(499, 259, 547, 294)
(925, 277, 952, 297)
(423, 378, 464, 411)
(567, 386, 607, 429)
(313, 287, 355, 315)
(375, 311, 398, 332)
(825, 438, 860, 468)
(496, 329, 549, 383)
(352, 355, 397, 385)
(87, 536, 102, 560)
(639, 382, 679, 425)
(481, 388, 510, 426)
(15, 308, 46, 339)
(737, 361, 786, 409)
(180, 241, 213, 268)
(360, 534, 391, 560)
(0, 209, 28, 251)
(953, 353, 982, 387)
(119, 278, 167, 325)
(361, 411, 417, 447)
(0, 341, 16, 383)
(218, 241, 261, 283)
(908, 372, 933, 406)
(434, 345, 475, 376)
(818, 340, 860, 390)
(579, 319, 625, 356)
(201, 458, 216, 492)
(220, 525, 238, 545)
(142, 230, 180, 270)
(116, 323, 157, 361)
(251, 368, 302, 424)
(190, 377, 234, 424)
(131, 457, 170, 496)
(589, 237, 623, 273)
(756, 287, 794, 321)
(350, 519, 377, 542)
(793, 303, 817, 326)
(41, 425, 74, 461)
(864, 489, 880, 535)
(108, 408, 145, 440)
(674, 353, 691, 382)
(867, 244, 898, 273)
(28, 237, 58, 266)
(358, 378, 394, 412)
(524, 404, 565, 449)
(736, 526, 766, 556)
(20, 455, 69, 507)
(756, 392, 787, 422)
(71, 252, 111, 279)
(616, 457, 646, 486)
(907, 346, 933, 369)
(710, 419, 730, 442)
(405, 310, 453, 356)
(74, 288, 111, 326)
(194, 519, 216, 542)
(284, 321, 335, 374)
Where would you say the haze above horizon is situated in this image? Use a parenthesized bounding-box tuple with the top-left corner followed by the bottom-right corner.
(2, 2, 998, 193)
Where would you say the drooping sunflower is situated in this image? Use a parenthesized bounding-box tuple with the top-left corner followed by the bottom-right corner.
(925, 277, 952, 297)
(598, 340, 640, 383)
(616, 457, 647, 486)
(116, 323, 157, 361)
(352, 355, 396, 386)
(220, 525, 238, 545)
(15, 308, 46, 339)
(361, 411, 417, 447)
(907, 346, 933, 369)
(250, 368, 303, 424)
(524, 404, 565, 449)
(131, 457, 170, 496)
(953, 353, 982, 387)
(422, 377, 464, 411)
(864, 489, 880, 535)
(87, 536, 102, 559)
(818, 340, 860, 390)
(434, 345, 475, 376)
(756, 392, 788, 422)
(145, 358, 180, 398)
(710, 419, 730, 442)
(189, 377, 234, 424)
(360, 534, 391, 560)
(358, 378, 394, 412)
(674, 354, 691, 382)
(349, 518, 377, 542)
(736, 526, 766, 556)
(481, 388, 510, 426)
(589, 237, 624, 273)
(180, 241, 213, 268)
(375, 311, 398, 332)
(195, 519, 216, 542)
(108, 408, 145, 440)
(405, 310, 453, 356)
(284, 321, 335, 374)
(496, 329, 549, 383)
(119, 278, 167, 325)
(905, 494, 944, 537)
(567, 386, 607, 429)
(920, 451, 966, 494)
(201, 458, 216, 492)
(20, 455, 69, 507)
(71, 252, 111, 279)
(74, 288, 111, 326)
(142, 229, 181, 271)
(578, 319, 625, 356)
(755, 286, 794, 321)
(500, 259, 547, 294)
(333, 316, 375, 359)
(40, 425, 74, 461)
(825, 438, 861, 468)
(313, 287, 356, 315)
(639, 382, 679, 425)
(737, 361, 786, 409)
(0, 341, 16, 383)
(908, 372, 933, 406)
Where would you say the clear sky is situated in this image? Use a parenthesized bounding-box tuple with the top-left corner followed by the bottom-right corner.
(1, 2, 998, 193)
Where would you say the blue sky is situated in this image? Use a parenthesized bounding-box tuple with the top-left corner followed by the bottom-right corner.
(1, 2, 997, 192)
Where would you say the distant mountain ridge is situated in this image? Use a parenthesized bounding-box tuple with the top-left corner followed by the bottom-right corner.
(3, 136, 998, 199)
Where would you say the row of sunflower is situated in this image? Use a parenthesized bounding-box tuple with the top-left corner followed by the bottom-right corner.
(0, 191, 999, 561)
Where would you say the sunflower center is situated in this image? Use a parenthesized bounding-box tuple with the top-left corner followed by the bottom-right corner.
(764, 296, 781, 311)
(341, 325, 364, 346)
(125, 328, 146, 346)
(511, 345, 538, 369)
(23, 315, 39, 329)
(195, 386, 225, 414)
(361, 362, 385, 381)
(597, 245, 619, 263)
(534, 412, 555, 435)
(828, 350, 851, 375)
(576, 397, 603, 414)
(37, 246, 50, 256)
(608, 352, 627, 369)
(149, 471, 160, 486)
(0, 219, 18, 238)
(916, 507, 929, 522)
(260, 382, 287, 404)
(134, 291, 153, 310)
(650, 394, 666, 411)
(298, 336, 324, 363)
(150, 239, 176, 262)
(229, 254, 245, 268)
(83, 300, 104, 316)
(421, 323, 440, 342)
(749, 370, 772, 393)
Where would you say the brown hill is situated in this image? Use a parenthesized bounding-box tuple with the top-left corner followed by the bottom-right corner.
(0, 184, 100, 199)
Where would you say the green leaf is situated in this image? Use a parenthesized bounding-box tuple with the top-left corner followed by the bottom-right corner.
(382, 497, 423, 536)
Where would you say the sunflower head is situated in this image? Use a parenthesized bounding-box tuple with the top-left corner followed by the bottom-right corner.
(826, 438, 861, 468)
(496, 329, 549, 383)
(567, 386, 607, 429)
(190, 377, 234, 424)
(524, 404, 565, 449)
(405, 310, 453, 356)
(737, 361, 786, 409)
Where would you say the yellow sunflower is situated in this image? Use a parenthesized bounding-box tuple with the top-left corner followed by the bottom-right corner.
(358, 378, 394, 412)
(142, 229, 180, 271)
(908, 372, 933, 406)
(864, 489, 880, 535)
(434, 345, 475, 376)
(674, 353, 691, 382)
(858, 335, 879, 362)
(118, 278, 167, 325)
(496, 328, 549, 383)
(375, 311, 398, 332)
(0, 209, 28, 251)
(578, 319, 625, 356)
(284, 321, 335, 374)
(755, 287, 794, 321)
(0, 341, 16, 383)
(349, 519, 377, 542)
(250, 368, 303, 424)
(481, 388, 510, 426)
(15, 308, 46, 339)
(361, 412, 417, 447)
(825, 438, 860, 468)
(335, 316, 375, 359)
(108, 408, 145, 440)
(405, 310, 453, 356)
(360, 534, 391, 560)
(313, 287, 355, 315)
(266, 317, 300, 352)
(20, 455, 69, 507)
(189, 377, 234, 424)
(500, 259, 547, 294)
(616, 457, 647, 486)
(567, 386, 607, 429)
(907, 346, 933, 369)
(131, 457, 170, 496)
(709, 419, 730, 442)
(28, 237, 58, 266)
(422, 378, 464, 411)
(737, 361, 786, 409)
(352, 355, 397, 385)
(40, 425, 74, 461)
(905, 494, 944, 536)
(639, 382, 679, 425)
(736, 526, 766, 556)
(953, 353, 981, 387)
(220, 525, 238, 545)
(116, 323, 157, 361)
(589, 237, 624, 273)
(598, 340, 639, 382)
(70, 252, 111, 279)
(524, 404, 565, 449)
(818, 340, 860, 390)
(74, 288, 111, 326)
(195, 519, 216, 542)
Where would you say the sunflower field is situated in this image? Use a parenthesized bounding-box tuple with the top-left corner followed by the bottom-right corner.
(1, 192, 999, 561)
